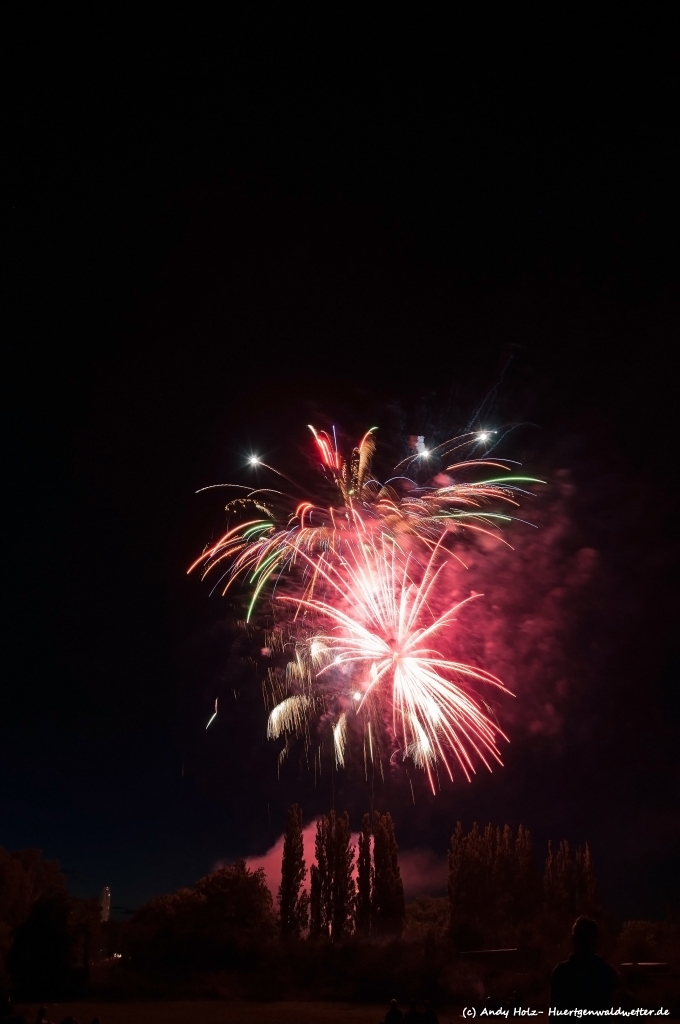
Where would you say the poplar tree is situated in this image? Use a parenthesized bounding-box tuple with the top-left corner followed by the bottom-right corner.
(514, 824, 540, 932)
(448, 820, 484, 935)
(314, 813, 332, 936)
(372, 811, 405, 936)
(356, 812, 372, 936)
(447, 820, 465, 934)
(309, 864, 322, 939)
(542, 836, 600, 943)
(449, 821, 540, 946)
(313, 810, 356, 939)
(278, 803, 308, 939)
(575, 842, 597, 915)
(556, 839, 575, 914)
(448, 822, 598, 948)
(331, 811, 355, 940)
(515, 825, 537, 907)
(544, 838, 576, 940)
(544, 839, 556, 908)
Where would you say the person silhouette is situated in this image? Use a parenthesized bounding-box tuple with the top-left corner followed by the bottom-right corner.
(383, 998, 404, 1023)
(404, 1002, 421, 1023)
(551, 916, 617, 1012)
(33, 1012, 53, 1024)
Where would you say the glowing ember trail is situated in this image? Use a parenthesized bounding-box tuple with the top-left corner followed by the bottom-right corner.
(190, 425, 542, 790)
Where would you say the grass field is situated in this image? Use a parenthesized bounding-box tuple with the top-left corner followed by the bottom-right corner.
(16, 1001, 458, 1024)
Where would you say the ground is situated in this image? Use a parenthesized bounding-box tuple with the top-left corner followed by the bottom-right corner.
(17, 1002, 458, 1024)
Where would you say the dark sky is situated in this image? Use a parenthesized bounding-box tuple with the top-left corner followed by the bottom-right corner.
(4, 11, 679, 919)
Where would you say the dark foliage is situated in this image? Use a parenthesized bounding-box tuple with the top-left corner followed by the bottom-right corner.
(309, 864, 322, 940)
(278, 803, 309, 940)
(372, 811, 406, 938)
(356, 812, 372, 936)
(7, 893, 99, 998)
(448, 822, 600, 951)
(124, 860, 275, 977)
(0, 847, 100, 998)
(312, 810, 355, 941)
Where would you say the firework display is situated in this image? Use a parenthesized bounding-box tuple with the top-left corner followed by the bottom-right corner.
(190, 426, 541, 790)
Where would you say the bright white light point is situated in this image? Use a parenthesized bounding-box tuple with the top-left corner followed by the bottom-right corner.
(421, 449, 429, 457)
(352, 691, 361, 701)
(249, 455, 260, 465)
(478, 432, 488, 441)
(334, 656, 341, 664)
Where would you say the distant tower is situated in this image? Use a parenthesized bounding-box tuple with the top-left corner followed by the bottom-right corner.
(99, 886, 111, 923)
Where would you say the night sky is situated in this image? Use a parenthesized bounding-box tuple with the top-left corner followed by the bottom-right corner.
(4, 11, 679, 921)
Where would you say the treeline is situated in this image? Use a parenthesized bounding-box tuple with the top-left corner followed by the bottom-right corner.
(0, 847, 102, 997)
(123, 859, 275, 978)
(278, 811, 599, 949)
(111, 813, 678, 1002)
(0, 818, 599, 1000)
(447, 822, 598, 950)
(5, 819, 677, 1003)
(118, 815, 602, 974)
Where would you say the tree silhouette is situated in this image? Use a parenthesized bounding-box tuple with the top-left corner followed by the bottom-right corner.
(576, 842, 597, 915)
(543, 837, 599, 938)
(448, 821, 542, 948)
(125, 860, 275, 975)
(309, 864, 322, 939)
(514, 823, 541, 939)
(331, 811, 355, 940)
(0, 846, 87, 996)
(7, 892, 100, 998)
(356, 812, 372, 936)
(372, 811, 405, 937)
(314, 813, 332, 936)
(278, 803, 309, 939)
(312, 810, 356, 939)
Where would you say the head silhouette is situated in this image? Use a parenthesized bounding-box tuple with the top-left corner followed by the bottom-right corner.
(572, 915, 598, 954)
